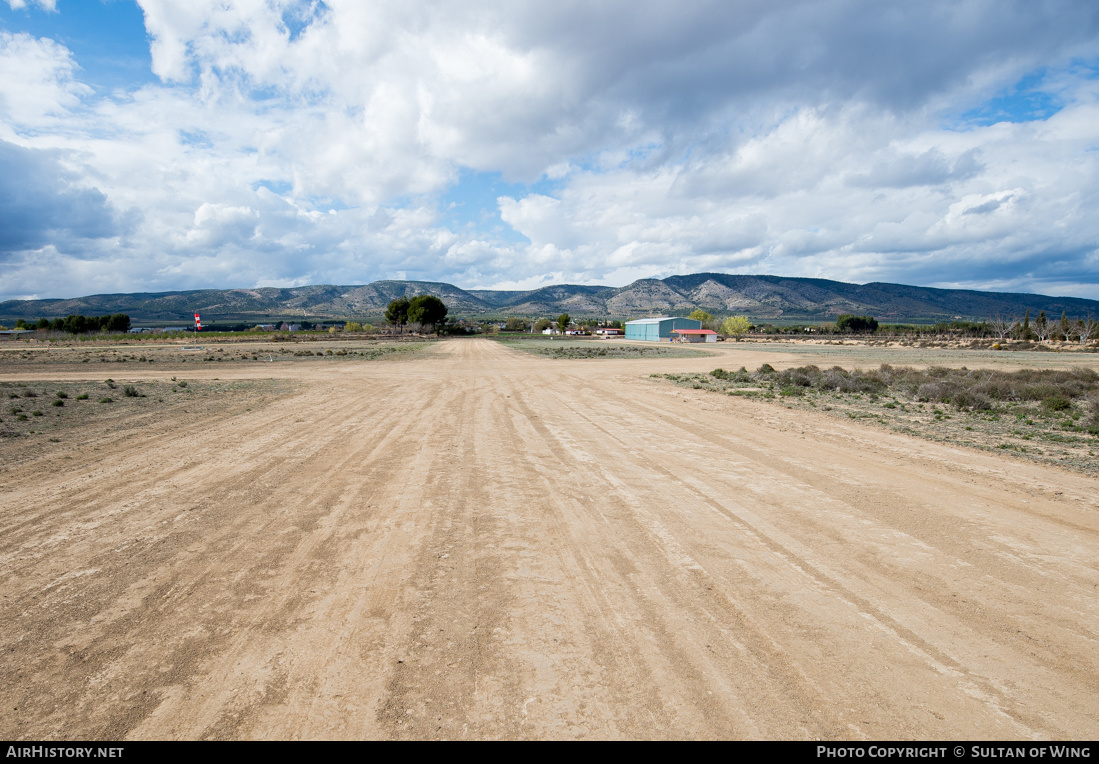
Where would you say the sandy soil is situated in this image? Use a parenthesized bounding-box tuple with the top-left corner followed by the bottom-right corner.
(1, 338, 1097, 740)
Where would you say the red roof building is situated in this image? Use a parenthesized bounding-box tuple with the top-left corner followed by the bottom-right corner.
(670, 328, 718, 343)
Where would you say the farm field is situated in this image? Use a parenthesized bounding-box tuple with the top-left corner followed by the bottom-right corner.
(1, 337, 1097, 740)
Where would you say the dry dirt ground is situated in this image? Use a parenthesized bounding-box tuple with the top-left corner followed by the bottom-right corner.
(1, 338, 1097, 740)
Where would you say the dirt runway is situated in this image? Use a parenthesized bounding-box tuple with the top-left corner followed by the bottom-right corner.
(1, 338, 1097, 739)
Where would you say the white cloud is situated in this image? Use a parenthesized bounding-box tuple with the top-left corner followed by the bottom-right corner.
(1, 1, 1099, 301)
(6, 0, 56, 10)
(0, 32, 90, 129)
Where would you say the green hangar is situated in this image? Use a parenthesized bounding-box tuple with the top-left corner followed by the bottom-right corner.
(624, 316, 703, 341)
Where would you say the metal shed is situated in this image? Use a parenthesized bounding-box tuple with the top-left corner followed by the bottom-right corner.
(624, 317, 703, 341)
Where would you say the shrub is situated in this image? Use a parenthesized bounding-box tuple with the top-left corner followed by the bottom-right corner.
(76, 393, 89, 400)
(757, 363, 775, 374)
(710, 368, 728, 379)
(31, 410, 43, 416)
(99, 397, 113, 403)
(821, 369, 848, 391)
(952, 390, 993, 411)
(56, 391, 67, 399)
(973, 380, 1014, 400)
(916, 381, 964, 403)
(1025, 383, 1061, 402)
(777, 368, 816, 388)
(123, 385, 139, 397)
(1042, 394, 1072, 412)
(52, 399, 63, 407)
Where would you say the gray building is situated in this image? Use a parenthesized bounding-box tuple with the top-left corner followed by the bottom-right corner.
(624, 317, 702, 341)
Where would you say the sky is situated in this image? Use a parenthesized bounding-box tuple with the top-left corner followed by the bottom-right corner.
(2, 1, 1099, 301)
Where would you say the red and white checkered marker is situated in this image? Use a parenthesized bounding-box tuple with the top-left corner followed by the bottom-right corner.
(194, 313, 201, 330)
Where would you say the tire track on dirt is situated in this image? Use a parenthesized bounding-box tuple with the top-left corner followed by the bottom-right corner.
(527, 361, 1094, 737)
(3, 339, 1097, 740)
(2, 377, 441, 738)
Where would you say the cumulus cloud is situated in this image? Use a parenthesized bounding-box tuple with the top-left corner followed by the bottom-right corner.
(0, 32, 90, 129)
(1, 0, 1099, 300)
(0, 140, 122, 254)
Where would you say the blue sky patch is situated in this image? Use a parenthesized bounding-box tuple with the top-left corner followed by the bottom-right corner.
(440, 169, 558, 243)
(281, 1, 328, 42)
(179, 130, 212, 148)
(956, 69, 1066, 128)
(0, 0, 154, 93)
(252, 180, 294, 196)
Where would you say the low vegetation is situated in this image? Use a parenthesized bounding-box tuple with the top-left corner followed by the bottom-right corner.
(662, 364, 1099, 475)
(0, 378, 289, 455)
(0, 338, 431, 368)
(495, 337, 710, 359)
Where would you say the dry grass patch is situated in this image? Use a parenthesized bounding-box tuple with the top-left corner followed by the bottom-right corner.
(663, 364, 1099, 475)
(0, 377, 291, 465)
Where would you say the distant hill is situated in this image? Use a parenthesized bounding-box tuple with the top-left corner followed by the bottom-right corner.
(2, 273, 1098, 324)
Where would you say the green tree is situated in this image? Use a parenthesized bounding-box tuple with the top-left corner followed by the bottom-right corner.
(104, 314, 130, 333)
(385, 297, 410, 334)
(835, 314, 878, 333)
(505, 317, 526, 332)
(720, 315, 752, 341)
(556, 313, 571, 334)
(534, 318, 552, 332)
(689, 309, 718, 330)
(408, 295, 448, 333)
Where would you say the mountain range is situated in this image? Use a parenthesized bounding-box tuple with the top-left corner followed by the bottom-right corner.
(2, 274, 1098, 324)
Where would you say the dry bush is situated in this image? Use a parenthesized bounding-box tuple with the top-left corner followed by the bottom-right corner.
(741, 363, 1099, 411)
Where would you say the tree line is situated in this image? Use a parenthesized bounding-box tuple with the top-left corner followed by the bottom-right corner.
(690, 308, 1098, 343)
(12, 314, 131, 334)
(986, 310, 1097, 344)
